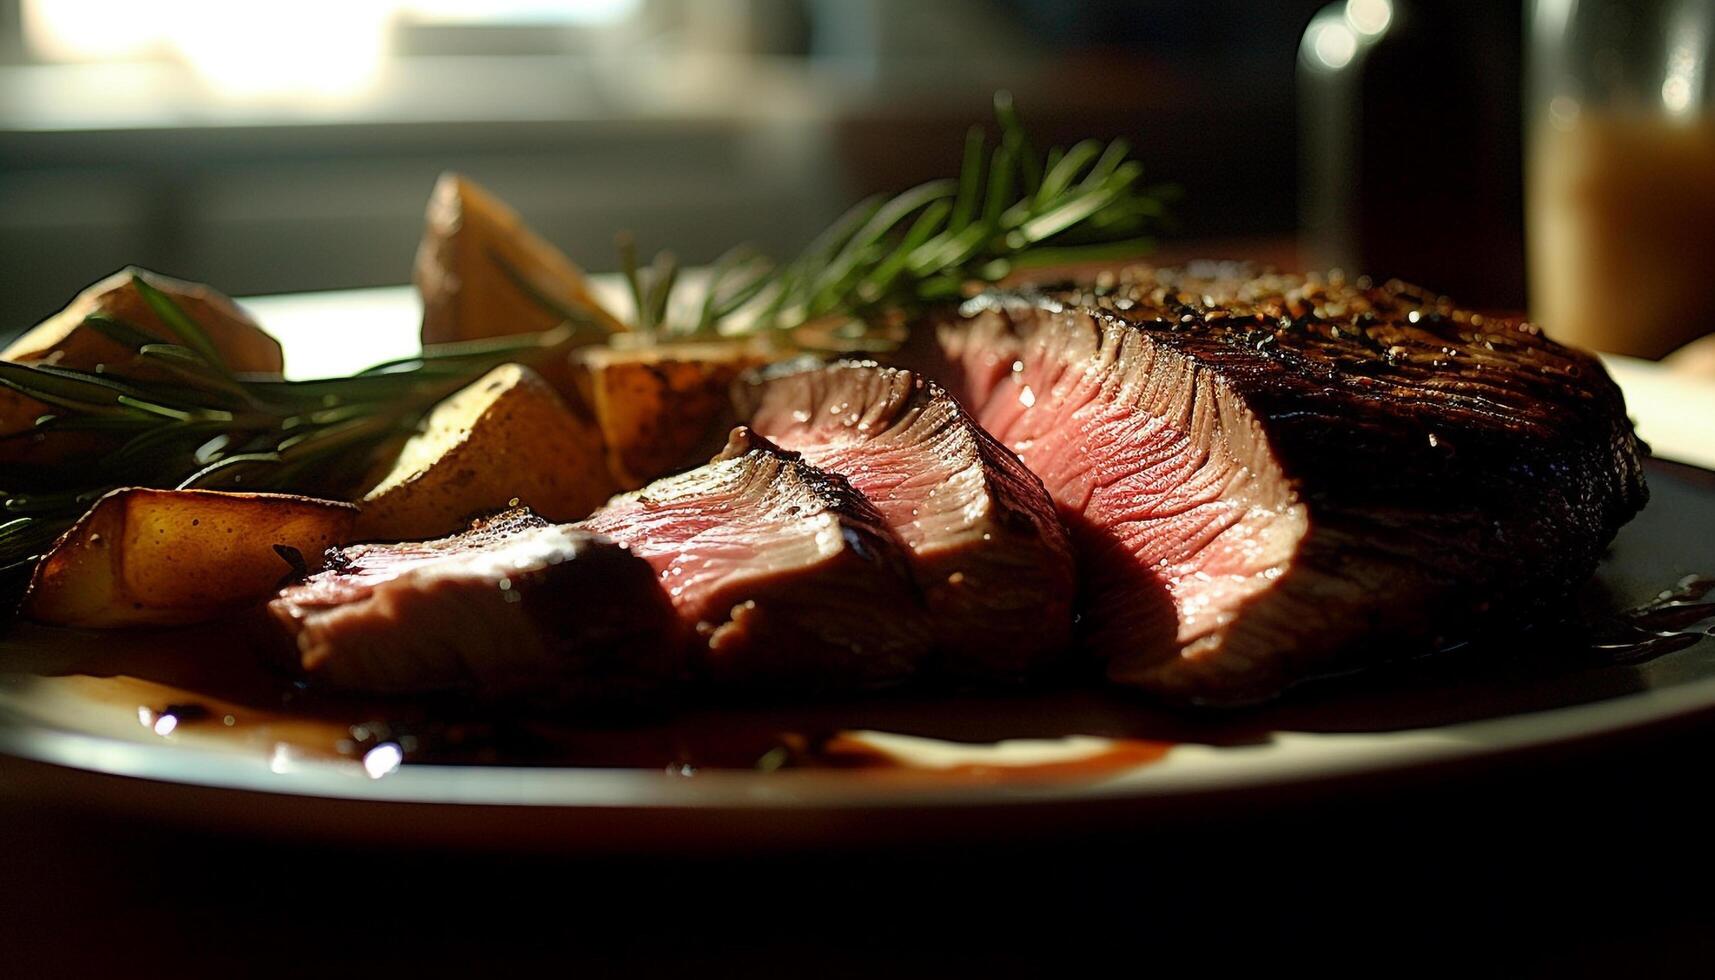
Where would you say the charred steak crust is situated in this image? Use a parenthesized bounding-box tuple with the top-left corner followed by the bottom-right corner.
(737, 360, 1077, 681)
(932, 263, 1648, 703)
(579, 427, 933, 693)
(269, 508, 684, 702)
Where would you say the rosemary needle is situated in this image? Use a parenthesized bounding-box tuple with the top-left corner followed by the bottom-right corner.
(0, 285, 579, 579)
(0, 92, 1172, 601)
(627, 91, 1173, 342)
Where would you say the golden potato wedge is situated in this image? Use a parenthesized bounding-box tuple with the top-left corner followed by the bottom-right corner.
(4, 267, 283, 377)
(0, 386, 117, 470)
(574, 339, 771, 488)
(0, 387, 55, 463)
(22, 489, 357, 628)
(3, 269, 281, 466)
(415, 172, 626, 345)
(355, 362, 615, 541)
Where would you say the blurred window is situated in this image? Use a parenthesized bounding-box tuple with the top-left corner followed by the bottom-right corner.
(16, 0, 645, 98)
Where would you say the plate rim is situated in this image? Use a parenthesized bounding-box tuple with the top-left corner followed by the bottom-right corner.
(5, 665, 1715, 811)
(5, 457, 1711, 813)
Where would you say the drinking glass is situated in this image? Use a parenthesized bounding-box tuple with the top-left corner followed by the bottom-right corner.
(1527, 0, 1715, 357)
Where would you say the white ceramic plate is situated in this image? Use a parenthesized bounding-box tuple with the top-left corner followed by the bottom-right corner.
(4, 285, 1713, 850)
(2, 456, 1711, 851)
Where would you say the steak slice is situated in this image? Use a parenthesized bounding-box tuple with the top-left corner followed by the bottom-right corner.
(269, 508, 682, 701)
(737, 361, 1076, 681)
(929, 263, 1648, 704)
(579, 427, 932, 693)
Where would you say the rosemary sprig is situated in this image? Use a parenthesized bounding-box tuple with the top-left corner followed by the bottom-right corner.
(0, 279, 581, 578)
(618, 92, 1172, 343)
(3, 93, 1173, 600)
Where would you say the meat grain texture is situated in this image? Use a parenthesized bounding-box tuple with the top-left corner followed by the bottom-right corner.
(738, 360, 1076, 681)
(270, 509, 682, 702)
(580, 427, 933, 694)
(928, 263, 1648, 704)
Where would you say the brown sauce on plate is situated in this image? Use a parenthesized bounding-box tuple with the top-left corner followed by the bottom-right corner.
(6, 569, 1709, 784)
(5, 455, 1713, 784)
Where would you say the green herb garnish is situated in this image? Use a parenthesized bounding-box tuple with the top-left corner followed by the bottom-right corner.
(1, 93, 1171, 594)
(619, 91, 1173, 342)
(1, 279, 580, 577)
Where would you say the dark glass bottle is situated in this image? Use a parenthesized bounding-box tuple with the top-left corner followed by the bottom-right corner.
(1299, 0, 1526, 309)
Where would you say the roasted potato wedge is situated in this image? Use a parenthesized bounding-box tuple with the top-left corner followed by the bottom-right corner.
(574, 339, 771, 488)
(4, 267, 283, 376)
(2, 269, 282, 466)
(1, 372, 123, 471)
(22, 489, 357, 628)
(0, 405, 115, 470)
(415, 172, 625, 345)
(356, 363, 615, 541)
(0, 387, 60, 467)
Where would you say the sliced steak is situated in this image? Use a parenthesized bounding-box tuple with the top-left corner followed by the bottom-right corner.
(736, 361, 1075, 681)
(270, 508, 681, 701)
(579, 427, 932, 693)
(929, 263, 1648, 704)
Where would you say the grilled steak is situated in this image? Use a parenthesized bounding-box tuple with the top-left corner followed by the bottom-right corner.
(737, 361, 1076, 681)
(579, 427, 932, 693)
(270, 508, 682, 701)
(926, 263, 1648, 704)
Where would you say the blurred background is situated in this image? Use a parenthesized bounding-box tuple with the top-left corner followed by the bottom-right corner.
(1, 0, 1711, 360)
(0, 0, 1332, 339)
